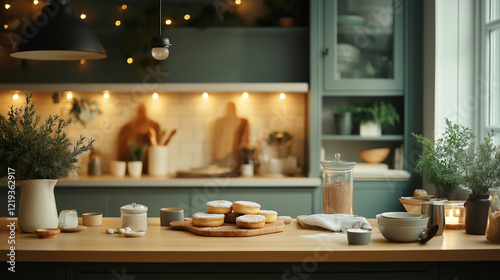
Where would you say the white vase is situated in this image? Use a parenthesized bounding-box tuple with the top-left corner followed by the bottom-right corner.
(360, 121, 382, 137)
(18, 179, 59, 233)
(127, 161, 143, 177)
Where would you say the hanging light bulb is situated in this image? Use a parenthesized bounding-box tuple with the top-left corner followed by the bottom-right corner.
(151, 37, 170, 60)
(151, 0, 171, 60)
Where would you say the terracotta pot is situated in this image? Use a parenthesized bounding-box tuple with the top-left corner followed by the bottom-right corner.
(18, 180, 59, 233)
(464, 193, 491, 235)
(278, 17, 295, 27)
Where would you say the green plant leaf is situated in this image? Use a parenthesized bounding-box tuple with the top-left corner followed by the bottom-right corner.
(0, 93, 94, 180)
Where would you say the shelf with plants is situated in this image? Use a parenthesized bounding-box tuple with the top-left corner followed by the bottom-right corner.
(310, 0, 423, 182)
(322, 96, 404, 137)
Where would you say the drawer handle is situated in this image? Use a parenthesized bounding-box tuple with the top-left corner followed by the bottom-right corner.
(323, 47, 330, 56)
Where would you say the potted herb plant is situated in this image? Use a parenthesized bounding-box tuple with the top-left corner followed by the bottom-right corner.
(451, 129, 500, 235)
(411, 118, 475, 199)
(0, 93, 94, 233)
(356, 101, 400, 137)
(333, 105, 356, 135)
(128, 140, 145, 177)
(68, 97, 101, 127)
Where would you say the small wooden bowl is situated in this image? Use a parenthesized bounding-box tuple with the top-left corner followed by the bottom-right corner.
(358, 147, 391, 163)
(35, 228, 61, 238)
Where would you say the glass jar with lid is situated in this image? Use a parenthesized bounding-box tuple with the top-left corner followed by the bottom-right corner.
(444, 201, 465, 230)
(486, 187, 500, 243)
(120, 202, 148, 231)
(321, 153, 356, 214)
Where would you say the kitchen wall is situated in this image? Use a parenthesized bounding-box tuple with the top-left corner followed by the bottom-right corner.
(0, 91, 306, 176)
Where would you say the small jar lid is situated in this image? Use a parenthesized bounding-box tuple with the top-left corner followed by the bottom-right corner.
(120, 202, 148, 214)
(321, 153, 355, 170)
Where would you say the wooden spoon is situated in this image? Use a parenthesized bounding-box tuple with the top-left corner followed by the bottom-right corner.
(148, 127, 158, 146)
(159, 129, 168, 145)
(164, 129, 177, 145)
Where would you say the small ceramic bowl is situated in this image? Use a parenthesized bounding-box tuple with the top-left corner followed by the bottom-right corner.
(82, 212, 102, 226)
(377, 213, 429, 227)
(381, 212, 424, 219)
(377, 215, 429, 242)
(123, 230, 146, 237)
(346, 229, 371, 245)
(35, 228, 60, 238)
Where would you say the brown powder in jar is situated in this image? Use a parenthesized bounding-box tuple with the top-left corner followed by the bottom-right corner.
(323, 181, 353, 214)
(486, 211, 500, 243)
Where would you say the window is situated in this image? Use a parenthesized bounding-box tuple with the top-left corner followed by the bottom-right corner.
(479, 0, 500, 143)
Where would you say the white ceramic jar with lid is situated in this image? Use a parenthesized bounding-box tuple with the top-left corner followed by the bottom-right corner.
(120, 202, 148, 231)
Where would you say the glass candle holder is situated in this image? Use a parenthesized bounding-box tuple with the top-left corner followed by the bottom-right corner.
(444, 201, 465, 230)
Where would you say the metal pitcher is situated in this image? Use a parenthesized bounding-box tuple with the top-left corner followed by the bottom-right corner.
(421, 201, 445, 236)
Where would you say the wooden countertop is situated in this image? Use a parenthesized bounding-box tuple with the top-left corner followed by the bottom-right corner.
(1, 217, 499, 263)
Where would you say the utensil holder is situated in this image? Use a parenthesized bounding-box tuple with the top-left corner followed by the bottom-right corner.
(148, 146, 168, 176)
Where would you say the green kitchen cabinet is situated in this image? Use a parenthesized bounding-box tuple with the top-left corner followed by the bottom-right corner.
(189, 187, 320, 217)
(0, 184, 321, 218)
(309, 0, 423, 189)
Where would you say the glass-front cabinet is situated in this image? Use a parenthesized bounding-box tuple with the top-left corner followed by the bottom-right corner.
(309, 0, 423, 176)
(323, 0, 404, 92)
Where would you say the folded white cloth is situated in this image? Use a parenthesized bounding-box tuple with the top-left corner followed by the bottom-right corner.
(296, 214, 372, 232)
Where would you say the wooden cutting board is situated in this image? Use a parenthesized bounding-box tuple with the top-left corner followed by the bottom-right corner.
(213, 102, 249, 167)
(117, 104, 160, 173)
(170, 217, 291, 237)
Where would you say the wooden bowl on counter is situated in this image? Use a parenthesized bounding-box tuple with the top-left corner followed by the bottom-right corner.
(358, 147, 391, 163)
(35, 228, 60, 238)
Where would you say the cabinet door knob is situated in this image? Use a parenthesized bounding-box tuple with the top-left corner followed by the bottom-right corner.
(323, 47, 330, 56)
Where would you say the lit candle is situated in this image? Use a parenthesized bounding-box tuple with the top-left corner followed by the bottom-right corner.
(445, 209, 459, 225)
(445, 203, 465, 230)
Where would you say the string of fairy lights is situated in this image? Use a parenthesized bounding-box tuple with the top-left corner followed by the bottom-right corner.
(4, 0, 291, 102)
(1, 0, 244, 64)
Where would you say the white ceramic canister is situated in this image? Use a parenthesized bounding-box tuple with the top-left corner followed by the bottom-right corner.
(120, 202, 148, 231)
(148, 146, 169, 176)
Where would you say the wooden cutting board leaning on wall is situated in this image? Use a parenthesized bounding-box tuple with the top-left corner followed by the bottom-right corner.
(213, 102, 249, 171)
(117, 104, 160, 173)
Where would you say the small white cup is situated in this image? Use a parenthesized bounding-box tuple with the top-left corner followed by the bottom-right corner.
(110, 161, 126, 177)
(127, 161, 143, 177)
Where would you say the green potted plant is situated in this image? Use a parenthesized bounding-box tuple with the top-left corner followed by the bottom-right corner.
(68, 97, 101, 127)
(127, 140, 145, 177)
(0, 93, 94, 233)
(451, 128, 500, 235)
(332, 105, 356, 135)
(356, 101, 400, 137)
(264, 132, 293, 159)
(411, 118, 475, 199)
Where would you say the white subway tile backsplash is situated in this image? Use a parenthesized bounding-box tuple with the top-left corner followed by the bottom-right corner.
(0, 91, 307, 175)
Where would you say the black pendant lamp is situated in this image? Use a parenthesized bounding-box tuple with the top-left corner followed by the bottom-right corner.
(10, 0, 106, 61)
(150, 0, 171, 60)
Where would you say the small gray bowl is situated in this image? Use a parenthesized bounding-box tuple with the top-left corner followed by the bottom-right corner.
(347, 229, 371, 245)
